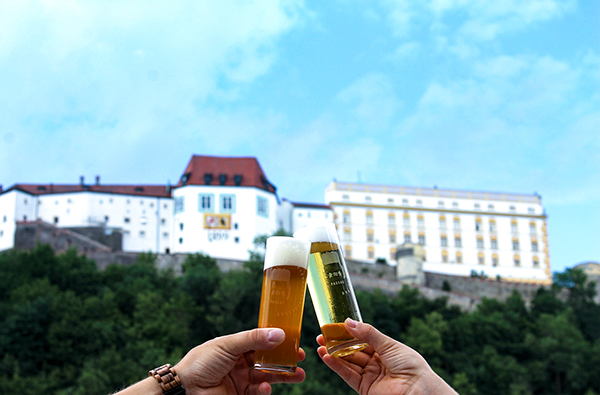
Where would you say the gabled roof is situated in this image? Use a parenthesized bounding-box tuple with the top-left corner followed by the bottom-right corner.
(5, 183, 172, 198)
(177, 155, 276, 194)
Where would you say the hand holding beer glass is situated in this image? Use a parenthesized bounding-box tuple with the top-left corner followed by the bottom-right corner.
(254, 237, 311, 375)
(294, 223, 368, 357)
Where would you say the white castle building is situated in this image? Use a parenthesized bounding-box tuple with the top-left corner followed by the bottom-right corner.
(0, 155, 551, 284)
(326, 181, 551, 284)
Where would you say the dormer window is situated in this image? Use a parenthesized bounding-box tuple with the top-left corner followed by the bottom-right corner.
(219, 174, 227, 185)
(204, 173, 213, 185)
(37, 186, 47, 191)
(234, 174, 242, 186)
(181, 173, 190, 186)
(135, 187, 144, 192)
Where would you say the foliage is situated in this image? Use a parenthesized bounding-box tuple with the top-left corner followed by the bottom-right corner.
(0, 245, 598, 395)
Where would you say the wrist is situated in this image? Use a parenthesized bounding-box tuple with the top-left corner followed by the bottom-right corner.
(149, 364, 187, 395)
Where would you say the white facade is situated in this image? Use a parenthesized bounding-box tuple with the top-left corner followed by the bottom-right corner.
(325, 181, 551, 284)
(278, 199, 334, 234)
(171, 184, 279, 261)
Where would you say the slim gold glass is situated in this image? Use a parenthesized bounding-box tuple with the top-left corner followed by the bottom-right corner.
(254, 236, 311, 375)
(294, 223, 368, 357)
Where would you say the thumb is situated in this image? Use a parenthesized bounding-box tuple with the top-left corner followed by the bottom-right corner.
(344, 318, 398, 356)
(216, 328, 286, 357)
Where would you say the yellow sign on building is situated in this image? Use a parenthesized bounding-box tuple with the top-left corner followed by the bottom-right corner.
(204, 213, 231, 229)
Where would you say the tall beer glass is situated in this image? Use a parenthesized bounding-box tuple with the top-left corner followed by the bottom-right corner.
(254, 237, 311, 375)
(294, 223, 368, 357)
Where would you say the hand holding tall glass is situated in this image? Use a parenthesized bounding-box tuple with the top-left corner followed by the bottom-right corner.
(254, 237, 311, 375)
(294, 223, 368, 357)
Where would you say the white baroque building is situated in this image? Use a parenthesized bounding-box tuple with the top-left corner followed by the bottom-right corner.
(0, 155, 551, 284)
(325, 181, 551, 284)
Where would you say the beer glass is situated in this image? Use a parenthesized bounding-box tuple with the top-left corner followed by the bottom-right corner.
(254, 236, 311, 375)
(294, 223, 368, 357)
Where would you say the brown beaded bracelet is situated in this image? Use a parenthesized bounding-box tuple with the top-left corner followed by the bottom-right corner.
(149, 364, 186, 395)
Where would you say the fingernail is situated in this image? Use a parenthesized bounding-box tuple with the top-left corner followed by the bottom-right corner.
(346, 318, 358, 328)
(267, 329, 285, 343)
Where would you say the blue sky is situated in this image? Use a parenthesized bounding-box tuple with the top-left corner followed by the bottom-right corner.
(0, 0, 598, 273)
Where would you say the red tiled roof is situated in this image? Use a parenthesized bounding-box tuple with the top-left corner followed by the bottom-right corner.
(176, 155, 276, 194)
(6, 183, 172, 198)
(289, 201, 331, 210)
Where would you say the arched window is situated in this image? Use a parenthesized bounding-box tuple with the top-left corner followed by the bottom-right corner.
(366, 228, 374, 242)
(478, 252, 485, 265)
(456, 251, 463, 263)
(439, 215, 446, 229)
(366, 210, 373, 225)
(344, 245, 352, 258)
(367, 246, 375, 259)
(388, 212, 396, 226)
(442, 250, 448, 263)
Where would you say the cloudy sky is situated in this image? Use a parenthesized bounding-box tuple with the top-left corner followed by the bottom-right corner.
(1, 0, 598, 273)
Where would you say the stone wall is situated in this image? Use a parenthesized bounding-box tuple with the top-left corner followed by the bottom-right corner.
(15, 221, 112, 255)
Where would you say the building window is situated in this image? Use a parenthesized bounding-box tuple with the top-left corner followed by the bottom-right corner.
(416, 199, 423, 206)
(439, 216, 446, 229)
(163, 232, 169, 238)
(404, 232, 411, 243)
(388, 198, 394, 203)
(174, 197, 184, 213)
(367, 229, 374, 242)
(179, 223, 184, 231)
(2, 216, 6, 222)
(452, 202, 459, 207)
(488, 204, 495, 210)
(438, 200, 445, 207)
(514, 255, 521, 266)
(511, 220, 518, 233)
(492, 254, 499, 266)
(235, 237, 240, 243)
(531, 240, 539, 252)
(388, 213, 396, 226)
(454, 235, 462, 247)
(178, 237, 183, 244)
(510, 205, 516, 212)
(140, 231, 145, 237)
(402, 198, 409, 205)
(220, 194, 236, 212)
(533, 256, 540, 267)
(365, 196, 372, 202)
(343, 194, 349, 201)
(512, 238, 520, 250)
(344, 228, 351, 241)
(491, 237, 498, 249)
(418, 234, 425, 245)
(403, 213, 410, 227)
(489, 219, 496, 232)
(53, 217, 59, 224)
(344, 245, 352, 258)
(417, 215, 424, 228)
(343, 210, 350, 224)
(389, 231, 396, 243)
(474, 203, 481, 209)
(440, 234, 448, 246)
(477, 236, 484, 249)
(453, 217, 460, 230)
(367, 247, 375, 259)
(442, 250, 448, 262)
(478, 253, 485, 265)
(161, 218, 166, 226)
(124, 217, 130, 223)
(257, 196, 269, 217)
(199, 194, 214, 212)
(456, 252, 462, 263)
(475, 218, 482, 231)
(390, 248, 396, 260)
(366, 211, 373, 225)
(530, 222, 536, 235)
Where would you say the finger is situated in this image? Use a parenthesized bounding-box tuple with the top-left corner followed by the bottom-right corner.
(253, 367, 306, 385)
(316, 334, 325, 346)
(217, 328, 285, 357)
(298, 347, 306, 362)
(318, 347, 361, 392)
(318, 346, 365, 375)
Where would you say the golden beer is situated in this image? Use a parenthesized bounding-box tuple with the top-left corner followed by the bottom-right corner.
(254, 237, 310, 375)
(294, 223, 368, 357)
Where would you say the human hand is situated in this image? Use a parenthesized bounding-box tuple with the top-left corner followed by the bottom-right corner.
(175, 328, 305, 395)
(317, 319, 457, 395)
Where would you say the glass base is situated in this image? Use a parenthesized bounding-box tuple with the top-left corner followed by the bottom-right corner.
(254, 362, 297, 375)
(327, 339, 369, 358)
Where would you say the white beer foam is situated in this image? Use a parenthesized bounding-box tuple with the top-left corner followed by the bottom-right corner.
(293, 222, 340, 244)
(264, 236, 311, 270)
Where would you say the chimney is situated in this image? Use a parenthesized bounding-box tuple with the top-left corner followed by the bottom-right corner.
(80, 176, 85, 186)
(95, 175, 100, 185)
